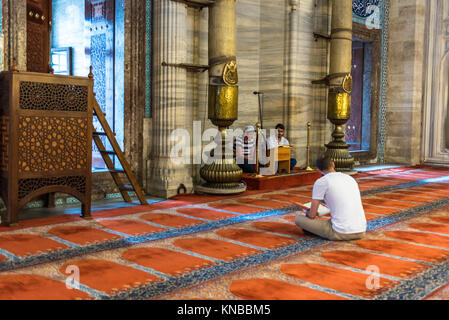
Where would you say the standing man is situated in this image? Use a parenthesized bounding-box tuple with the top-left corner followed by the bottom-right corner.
(295, 155, 366, 241)
(266, 123, 297, 171)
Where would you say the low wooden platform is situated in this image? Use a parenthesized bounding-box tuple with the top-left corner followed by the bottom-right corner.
(242, 169, 322, 191)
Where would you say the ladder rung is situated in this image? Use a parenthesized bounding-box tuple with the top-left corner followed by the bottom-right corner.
(100, 150, 116, 155)
(109, 169, 125, 174)
(119, 185, 134, 192)
(93, 132, 107, 136)
(93, 131, 116, 137)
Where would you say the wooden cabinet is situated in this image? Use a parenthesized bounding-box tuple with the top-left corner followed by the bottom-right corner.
(0, 71, 93, 226)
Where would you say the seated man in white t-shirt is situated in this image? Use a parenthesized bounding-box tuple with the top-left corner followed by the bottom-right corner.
(295, 156, 366, 241)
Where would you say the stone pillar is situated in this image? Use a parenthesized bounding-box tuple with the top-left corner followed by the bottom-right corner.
(2, 0, 27, 71)
(124, 0, 146, 184)
(146, 0, 193, 198)
(324, 0, 354, 171)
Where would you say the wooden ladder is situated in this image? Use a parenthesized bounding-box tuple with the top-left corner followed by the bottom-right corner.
(92, 99, 148, 205)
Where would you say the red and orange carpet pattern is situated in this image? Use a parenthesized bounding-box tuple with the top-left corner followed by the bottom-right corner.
(0, 167, 449, 300)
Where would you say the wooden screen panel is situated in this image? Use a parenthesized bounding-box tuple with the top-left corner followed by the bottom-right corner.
(0, 72, 93, 226)
(0, 116, 9, 172)
(27, 0, 52, 73)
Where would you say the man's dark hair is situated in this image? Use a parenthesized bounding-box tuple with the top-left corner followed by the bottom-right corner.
(316, 155, 333, 171)
(275, 123, 285, 130)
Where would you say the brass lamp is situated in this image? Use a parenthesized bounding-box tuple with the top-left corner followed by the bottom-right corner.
(197, 0, 246, 194)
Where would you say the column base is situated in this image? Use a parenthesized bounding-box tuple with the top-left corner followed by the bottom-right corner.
(325, 123, 355, 172)
(325, 146, 355, 172)
(146, 159, 194, 199)
(195, 182, 247, 195)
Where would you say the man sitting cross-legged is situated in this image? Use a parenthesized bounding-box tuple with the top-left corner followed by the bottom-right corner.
(295, 155, 367, 241)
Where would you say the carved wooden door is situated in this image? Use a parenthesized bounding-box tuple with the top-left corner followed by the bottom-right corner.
(346, 40, 365, 152)
(85, 0, 115, 168)
(27, 0, 52, 73)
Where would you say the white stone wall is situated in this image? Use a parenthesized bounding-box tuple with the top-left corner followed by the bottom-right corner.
(385, 0, 427, 165)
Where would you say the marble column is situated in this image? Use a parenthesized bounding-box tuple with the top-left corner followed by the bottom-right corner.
(286, 0, 299, 162)
(146, 0, 193, 198)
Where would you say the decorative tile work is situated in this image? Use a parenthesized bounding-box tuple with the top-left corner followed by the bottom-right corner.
(91, 34, 106, 111)
(353, 0, 381, 18)
(145, 0, 151, 118)
(377, 0, 390, 163)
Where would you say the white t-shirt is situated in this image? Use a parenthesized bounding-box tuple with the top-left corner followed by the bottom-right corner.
(267, 136, 290, 150)
(312, 172, 367, 234)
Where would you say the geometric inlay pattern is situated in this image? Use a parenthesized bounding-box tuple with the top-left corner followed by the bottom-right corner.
(18, 116, 89, 173)
(0, 116, 9, 171)
(18, 176, 86, 200)
(19, 81, 88, 112)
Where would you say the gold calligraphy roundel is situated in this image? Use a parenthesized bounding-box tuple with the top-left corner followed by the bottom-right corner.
(223, 61, 238, 86)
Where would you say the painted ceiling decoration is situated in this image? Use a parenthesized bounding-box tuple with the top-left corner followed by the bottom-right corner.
(353, 0, 381, 18)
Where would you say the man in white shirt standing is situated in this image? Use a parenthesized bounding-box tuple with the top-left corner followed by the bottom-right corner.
(295, 155, 366, 241)
(266, 124, 297, 171)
